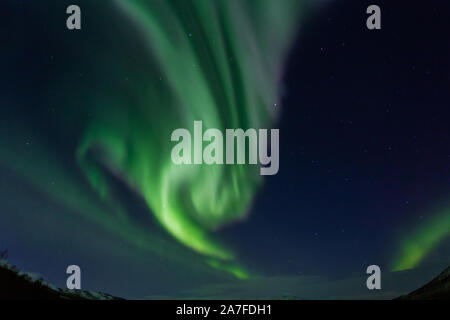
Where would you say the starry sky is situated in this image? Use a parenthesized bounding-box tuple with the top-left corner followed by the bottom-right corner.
(0, 0, 449, 299)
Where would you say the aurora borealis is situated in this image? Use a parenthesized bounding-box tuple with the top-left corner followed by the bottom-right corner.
(79, 0, 302, 271)
(0, 0, 449, 299)
(392, 207, 450, 272)
(1, 0, 304, 279)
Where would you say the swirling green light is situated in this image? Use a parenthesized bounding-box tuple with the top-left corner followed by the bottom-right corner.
(74, 0, 302, 263)
(0, 0, 304, 278)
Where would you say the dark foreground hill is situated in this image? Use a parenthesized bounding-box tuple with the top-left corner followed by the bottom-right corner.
(0, 260, 122, 300)
(1, 258, 449, 300)
(396, 266, 450, 300)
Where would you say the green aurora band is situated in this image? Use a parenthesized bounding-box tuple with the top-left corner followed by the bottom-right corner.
(0, 0, 305, 277)
(391, 207, 450, 271)
(80, 0, 303, 271)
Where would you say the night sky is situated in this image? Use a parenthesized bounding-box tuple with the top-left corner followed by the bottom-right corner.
(0, 0, 449, 299)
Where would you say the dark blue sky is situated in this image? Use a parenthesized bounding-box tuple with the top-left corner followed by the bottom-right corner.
(0, 0, 448, 299)
(220, 0, 449, 277)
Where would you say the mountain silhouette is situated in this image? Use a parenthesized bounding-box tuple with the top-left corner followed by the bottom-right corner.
(1, 258, 448, 300)
(0, 259, 122, 300)
(396, 266, 450, 300)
